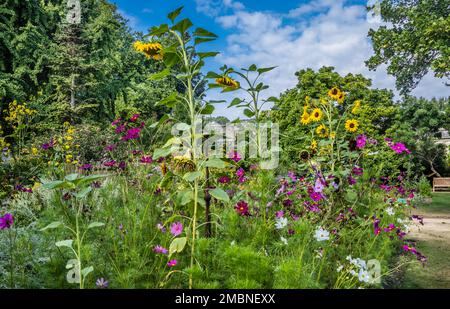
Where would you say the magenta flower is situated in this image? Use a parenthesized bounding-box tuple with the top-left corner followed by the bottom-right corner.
(41, 139, 55, 150)
(0, 213, 14, 230)
(122, 127, 141, 141)
(156, 223, 166, 233)
(229, 151, 242, 162)
(389, 142, 410, 154)
(352, 167, 363, 176)
(287, 171, 297, 182)
(235, 201, 250, 216)
(111, 118, 122, 126)
(118, 161, 127, 170)
(236, 168, 245, 178)
(170, 222, 183, 236)
(373, 217, 381, 236)
(130, 114, 140, 122)
(356, 134, 367, 149)
(384, 223, 396, 232)
(348, 176, 356, 185)
(79, 164, 93, 171)
(15, 184, 32, 193)
(167, 259, 178, 267)
(115, 124, 126, 134)
(309, 191, 322, 202)
(153, 245, 168, 254)
(238, 176, 246, 183)
(140, 156, 153, 164)
(104, 144, 117, 152)
(104, 160, 116, 167)
(314, 178, 325, 193)
(218, 176, 230, 184)
(275, 210, 284, 218)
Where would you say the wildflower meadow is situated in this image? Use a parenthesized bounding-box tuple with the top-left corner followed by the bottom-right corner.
(1, 0, 449, 298)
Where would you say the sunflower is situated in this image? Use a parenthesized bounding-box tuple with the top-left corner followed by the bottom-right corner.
(351, 100, 361, 114)
(316, 124, 328, 138)
(300, 111, 311, 125)
(309, 108, 323, 122)
(337, 91, 345, 104)
(345, 119, 359, 132)
(173, 156, 196, 173)
(216, 76, 240, 89)
(133, 41, 164, 60)
(328, 87, 342, 100)
(310, 139, 317, 150)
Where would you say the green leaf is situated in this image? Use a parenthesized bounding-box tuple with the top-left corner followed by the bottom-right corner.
(56, 240, 73, 248)
(149, 24, 169, 36)
(81, 266, 94, 278)
(200, 104, 215, 115)
(148, 68, 171, 80)
(197, 52, 219, 59)
(243, 109, 255, 118)
(169, 237, 187, 256)
(184, 171, 202, 182)
(208, 100, 226, 104)
(40, 221, 63, 231)
(265, 96, 279, 103)
(168, 6, 183, 22)
(194, 27, 218, 38)
(209, 188, 230, 203)
(248, 64, 257, 71)
(153, 147, 173, 160)
(180, 190, 193, 205)
(163, 52, 180, 67)
(87, 222, 105, 229)
(73, 186, 92, 199)
(149, 114, 171, 128)
(194, 37, 215, 45)
(228, 98, 243, 108)
(204, 158, 226, 168)
(65, 173, 79, 182)
(42, 180, 66, 190)
(206, 71, 222, 79)
(172, 18, 193, 34)
(156, 92, 178, 108)
(257, 66, 276, 74)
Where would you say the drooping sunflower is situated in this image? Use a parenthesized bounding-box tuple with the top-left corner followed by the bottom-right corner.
(316, 124, 328, 138)
(309, 108, 323, 122)
(328, 87, 342, 100)
(133, 41, 164, 60)
(172, 156, 196, 173)
(345, 119, 359, 132)
(351, 100, 361, 114)
(216, 76, 240, 89)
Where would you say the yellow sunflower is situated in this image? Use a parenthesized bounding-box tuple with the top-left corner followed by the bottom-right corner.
(309, 108, 323, 122)
(215, 76, 240, 89)
(133, 41, 164, 60)
(316, 124, 328, 137)
(351, 100, 361, 114)
(337, 92, 345, 104)
(345, 119, 359, 132)
(300, 111, 311, 125)
(310, 139, 317, 150)
(328, 87, 342, 100)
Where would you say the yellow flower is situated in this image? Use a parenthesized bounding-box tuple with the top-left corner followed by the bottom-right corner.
(65, 135, 73, 141)
(337, 92, 345, 104)
(309, 108, 323, 122)
(67, 127, 75, 135)
(311, 139, 317, 150)
(300, 111, 311, 125)
(316, 124, 328, 138)
(345, 119, 359, 132)
(216, 76, 240, 89)
(328, 87, 342, 100)
(133, 41, 164, 60)
(330, 132, 336, 139)
(63, 121, 70, 127)
(65, 145, 70, 150)
(352, 100, 361, 114)
(305, 96, 310, 106)
(31, 147, 39, 155)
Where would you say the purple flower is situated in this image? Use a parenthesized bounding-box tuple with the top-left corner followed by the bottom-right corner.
(0, 213, 14, 229)
(118, 161, 127, 170)
(235, 201, 250, 216)
(314, 178, 325, 193)
(79, 164, 93, 171)
(348, 176, 356, 185)
(236, 168, 245, 178)
(218, 176, 230, 184)
(167, 259, 178, 267)
(104, 160, 116, 167)
(153, 245, 168, 254)
(229, 151, 242, 162)
(111, 118, 122, 126)
(283, 199, 293, 207)
(170, 222, 183, 236)
(309, 191, 322, 202)
(356, 134, 367, 149)
(115, 124, 126, 134)
(384, 223, 396, 232)
(121, 127, 141, 141)
(156, 223, 166, 233)
(373, 217, 381, 236)
(275, 210, 284, 218)
(41, 139, 55, 150)
(105, 144, 117, 152)
(130, 114, 140, 122)
(287, 171, 297, 182)
(389, 142, 410, 154)
(352, 167, 363, 176)
(96, 278, 109, 289)
(238, 176, 246, 183)
(140, 156, 153, 164)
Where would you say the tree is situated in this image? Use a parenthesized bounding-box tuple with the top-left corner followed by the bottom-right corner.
(366, 0, 450, 94)
(271, 67, 397, 166)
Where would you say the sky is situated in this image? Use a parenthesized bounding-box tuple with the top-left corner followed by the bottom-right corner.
(111, 0, 450, 119)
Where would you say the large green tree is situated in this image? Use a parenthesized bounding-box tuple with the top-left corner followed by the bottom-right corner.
(366, 0, 450, 94)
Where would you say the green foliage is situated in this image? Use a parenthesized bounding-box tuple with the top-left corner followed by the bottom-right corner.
(366, 0, 450, 94)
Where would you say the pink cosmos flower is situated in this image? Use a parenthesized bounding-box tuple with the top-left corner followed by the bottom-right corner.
(167, 259, 178, 267)
(104, 160, 116, 167)
(218, 176, 230, 184)
(170, 222, 183, 236)
(228, 151, 242, 162)
(275, 210, 284, 218)
(140, 156, 153, 164)
(309, 191, 322, 202)
(236, 168, 245, 178)
(115, 124, 126, 134)
(122, 128, 141, 141)
(153, 245, 168, 254)
(235, 201, 250, 216)
(356, 134, 367, 149)
(130, 114, 140, 122)
(0, 213, 14, 230)
(105, 144, 117, 152)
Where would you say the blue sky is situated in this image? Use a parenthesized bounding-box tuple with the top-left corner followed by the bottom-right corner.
(111, 0, 450, 118)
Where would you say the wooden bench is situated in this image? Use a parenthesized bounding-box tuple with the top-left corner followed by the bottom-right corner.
(433, 178, 450, 192)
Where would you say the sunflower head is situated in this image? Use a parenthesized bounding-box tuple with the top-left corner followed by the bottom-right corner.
(300, 110, 311, 125)
(309, 108, 323, 122)
(216, 76, 240, 89)
(345, 119, 359, 132)
(316, 124, 328, 138)
(134, 41, 164, 60)
(299, 150, 311, 161)
(337, 92, 345, 104)
(328, 87, 342, 100)
(310, 139, 317, 150)
(172, 156, 196, 173)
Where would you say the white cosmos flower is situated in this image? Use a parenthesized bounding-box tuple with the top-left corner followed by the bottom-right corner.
(358, 269, 370, 283)
(275, 217, 288, 230)
(280, 236, 288, 245)
(336, 264, 344, 273)
(385, 207, 394, 216)
(314, 227, 330, 241)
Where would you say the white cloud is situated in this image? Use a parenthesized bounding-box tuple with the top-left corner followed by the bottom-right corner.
(195, 0, 244, 17)
(204, 0, 450, 118)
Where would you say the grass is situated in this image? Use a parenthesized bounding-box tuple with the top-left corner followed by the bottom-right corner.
(400, 193, 450, 288)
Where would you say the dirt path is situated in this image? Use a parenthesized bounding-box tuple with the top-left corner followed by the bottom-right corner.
(400, 195, 450, 288)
